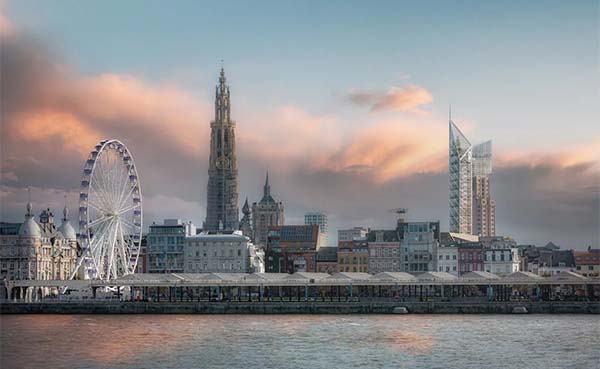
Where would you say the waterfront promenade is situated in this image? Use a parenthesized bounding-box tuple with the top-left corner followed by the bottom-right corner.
(3, 271, 599, 313)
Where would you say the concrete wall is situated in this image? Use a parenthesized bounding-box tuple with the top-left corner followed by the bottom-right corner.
(1, 301, 598, 314)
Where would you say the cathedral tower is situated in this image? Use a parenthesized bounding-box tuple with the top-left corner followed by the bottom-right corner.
(204, 68, 239, 231)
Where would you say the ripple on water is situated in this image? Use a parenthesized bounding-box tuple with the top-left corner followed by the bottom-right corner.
(1, 314, 599, 369)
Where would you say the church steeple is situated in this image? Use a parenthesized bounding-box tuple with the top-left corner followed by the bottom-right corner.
(205, 66, 239, 231)
(242, 197, 250, 215)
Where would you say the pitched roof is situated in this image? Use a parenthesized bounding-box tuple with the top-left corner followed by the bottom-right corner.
(370, 272, 417, 282)
(416, 272, 457, 282)
(548, 271, 588, 283)
(501, 271, 544, 281)
(284, 272, 330, 281)
(460, 271, 501, 281)
(325, 272, 372, 282)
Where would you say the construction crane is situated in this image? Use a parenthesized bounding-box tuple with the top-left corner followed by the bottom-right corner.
(388, 208, 408, 224)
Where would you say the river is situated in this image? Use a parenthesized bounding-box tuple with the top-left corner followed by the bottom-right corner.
(1, 315, 598, 368)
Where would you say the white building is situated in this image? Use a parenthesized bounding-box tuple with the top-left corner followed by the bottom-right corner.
(1, 203, 78, 301)
(484, 248, 520, 275)
(184, 230, 264, 273)
(338, 227, 369, 243)
(437, 246, 459, 276)
(305, 212, 328, 247)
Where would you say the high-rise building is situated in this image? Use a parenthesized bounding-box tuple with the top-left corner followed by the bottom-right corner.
(251, 172, 284, 247)
(304, 212, 328, 247)
(204, 68, 239, 231)
(449, 120, 472, 234)
(472, 140, 496, 236)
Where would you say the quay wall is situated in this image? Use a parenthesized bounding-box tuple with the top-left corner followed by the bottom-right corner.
(1, 301, 598, 314)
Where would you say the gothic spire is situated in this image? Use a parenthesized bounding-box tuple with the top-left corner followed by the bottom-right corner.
(242, 197, 250, 215)
(264, 171, 270, 198)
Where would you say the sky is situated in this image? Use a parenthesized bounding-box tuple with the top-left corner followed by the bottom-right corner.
(1, 0, 598, 249)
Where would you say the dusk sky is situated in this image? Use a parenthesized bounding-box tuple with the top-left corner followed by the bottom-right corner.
(1, 1, 598, 248)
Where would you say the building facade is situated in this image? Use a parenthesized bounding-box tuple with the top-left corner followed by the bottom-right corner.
(316, 246, 338, 273)
(449, 120, 473, 234)
(458, 243, 484, 275)
(266, 225, 320, 273)
(184, 231, 264, 273)
(0, 203, 78, 282)
(251, 173, 284, 247)
(146, 219, 196, 273)
(367, 230, 401, 273)
(472, 140, 496, 237)
(338, 227, 369, 243)
(305, 212, 328, 247)
(437, 246, 458, 275)
(398, 221, 440, 273)
(574, 247, 600, 277)
(205, 68, 239, 231)
(484, 247, 520, 275)
(337, 240, 369, 273)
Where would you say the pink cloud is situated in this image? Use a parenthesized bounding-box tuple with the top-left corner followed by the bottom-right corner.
(348, 85, 433, 112)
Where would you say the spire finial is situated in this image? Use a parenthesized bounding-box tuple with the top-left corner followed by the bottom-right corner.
(219, 61, 226, 85)
(63, 192, 69, 221)
(26, 188, 32, 217)
(449, 104, 452, 122)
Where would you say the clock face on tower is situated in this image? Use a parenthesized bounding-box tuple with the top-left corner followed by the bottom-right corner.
(216, 156, 229, 169)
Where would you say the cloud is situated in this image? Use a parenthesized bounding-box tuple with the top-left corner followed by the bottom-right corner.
(347, 85, 433, 112)
(0, 11, 598, 249)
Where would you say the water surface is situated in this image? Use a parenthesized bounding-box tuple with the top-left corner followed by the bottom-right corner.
(1, 314, 598, 369)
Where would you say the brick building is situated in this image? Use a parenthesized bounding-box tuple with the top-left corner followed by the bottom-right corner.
(266, 225, 320, 273)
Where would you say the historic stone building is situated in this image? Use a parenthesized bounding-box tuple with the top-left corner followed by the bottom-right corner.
(204, 68, 239, 231)
(239, 197, 252, 238)
(184, 230, 264, 274)
(251, 172, 284, 247)
(0, 202, 78, 282)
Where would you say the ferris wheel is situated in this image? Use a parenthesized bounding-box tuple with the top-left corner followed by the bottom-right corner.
(70, 139, 143, 281)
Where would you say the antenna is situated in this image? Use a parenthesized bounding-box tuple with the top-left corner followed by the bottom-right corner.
(449, 104, 452, 122)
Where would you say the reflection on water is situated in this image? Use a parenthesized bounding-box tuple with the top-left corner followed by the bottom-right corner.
(1, 315, 599, 369)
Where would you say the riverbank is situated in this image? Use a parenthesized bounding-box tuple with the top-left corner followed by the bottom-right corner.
(2, 301, 598, 314)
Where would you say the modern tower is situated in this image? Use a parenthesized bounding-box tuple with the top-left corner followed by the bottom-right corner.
(204, 68, 239, 231)
(449, 117, 472, 234)
(472, 140, 496, 236)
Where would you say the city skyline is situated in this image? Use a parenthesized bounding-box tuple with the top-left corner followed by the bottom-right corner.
(1, 2, 598, 248)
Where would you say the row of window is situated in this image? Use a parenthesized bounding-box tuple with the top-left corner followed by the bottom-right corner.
(187, 249, 243, 258)
(148, 236, 185, 245)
